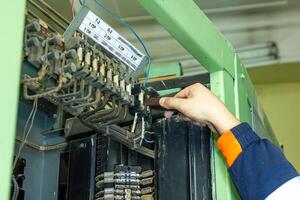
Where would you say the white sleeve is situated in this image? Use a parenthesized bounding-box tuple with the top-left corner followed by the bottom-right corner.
(266, 176, 300, 200)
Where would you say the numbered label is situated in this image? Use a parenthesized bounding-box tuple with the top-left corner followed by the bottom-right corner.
(79, 11, 145, 71)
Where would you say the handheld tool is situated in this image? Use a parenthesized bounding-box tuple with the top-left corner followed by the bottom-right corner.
(144, 97, 177, 112)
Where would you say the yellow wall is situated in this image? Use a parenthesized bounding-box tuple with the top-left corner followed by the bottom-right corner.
(254, 83, 300, 171)
(248, 63, 300, 172)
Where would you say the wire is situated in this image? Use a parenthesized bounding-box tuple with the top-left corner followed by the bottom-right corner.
(139, 116, 145, 146)
(93, 0, 152, 87)
(13, 98, 38, 169)
(12, 175, 19, 200)
(143, 138, 154, 144)
(79, 0, 87, 6)
(143, 61, 151, 87)
(145, 131, 155, 135)
(131, 112, 138, 133)
(71, 0, 75, 18)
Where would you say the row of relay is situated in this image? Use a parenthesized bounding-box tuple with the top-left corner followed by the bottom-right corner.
(24, 19, 139, 115)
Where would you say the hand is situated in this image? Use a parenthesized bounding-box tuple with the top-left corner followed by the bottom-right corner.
(159, 83, 240, 134)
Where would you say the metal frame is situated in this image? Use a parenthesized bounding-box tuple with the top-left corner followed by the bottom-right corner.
(0, 1, 279, 199)
(0, 1, 26, 199)
(138, 0, 278, 199)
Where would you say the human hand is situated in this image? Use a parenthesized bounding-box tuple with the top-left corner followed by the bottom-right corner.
(159, 83, 240, 134)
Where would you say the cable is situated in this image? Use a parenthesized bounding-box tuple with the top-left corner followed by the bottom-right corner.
(12, 175, 19, 200)
(13, 98, 36, 168)
(13, 98, 38, 169)
(145, 131, 155, 135)
(143, 138, 154, 144)
(131, 112, 138, 133)
(139, 116, 145, 146)
(71, 0, 75, 18)
(79, 0, 87, 6)
(144, 61, 151, 87)
(93, 0, 152, 87)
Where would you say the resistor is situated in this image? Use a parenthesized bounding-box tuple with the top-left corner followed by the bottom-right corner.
(113, 74, 119, 87)
(138, 90, 144, 105)
(85, 51, 91, 66)
(120, 79, 125, 91)
(107, 68, 112, 81)
(92, 57, 98, 72)
(126, 84, 132, 96)
(77, 46, 83, 62)
(100, 63, 106, 77)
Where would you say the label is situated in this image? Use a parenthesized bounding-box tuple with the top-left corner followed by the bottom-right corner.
(79, 11, 145, 71)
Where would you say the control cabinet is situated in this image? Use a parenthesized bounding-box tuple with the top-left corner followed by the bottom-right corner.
(0, 1, 278, 200)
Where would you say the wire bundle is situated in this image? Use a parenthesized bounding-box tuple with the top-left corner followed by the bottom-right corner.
(13, 98, 38, 169)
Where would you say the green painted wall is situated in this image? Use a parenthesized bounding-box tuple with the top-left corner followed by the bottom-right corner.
(248, 62, 300, 172)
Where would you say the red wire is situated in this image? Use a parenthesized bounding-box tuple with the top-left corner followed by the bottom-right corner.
(71, 0, 75, 18)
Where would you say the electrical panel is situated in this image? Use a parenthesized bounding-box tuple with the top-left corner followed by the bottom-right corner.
(13, 3, 212, 200)
(23, 8, 154, 154)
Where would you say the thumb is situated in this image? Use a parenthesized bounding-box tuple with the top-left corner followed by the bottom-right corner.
(159, 97, 185, 110)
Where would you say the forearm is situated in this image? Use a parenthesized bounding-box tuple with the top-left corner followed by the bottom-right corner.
(217, 123, 299, 200)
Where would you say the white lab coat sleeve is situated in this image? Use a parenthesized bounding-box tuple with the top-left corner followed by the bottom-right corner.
(266, 176, 300, 200)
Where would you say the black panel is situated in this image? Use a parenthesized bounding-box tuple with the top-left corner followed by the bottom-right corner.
(61, 133, 155, 200)
(11, 157, 26, 200)
(58, 153, 69, 200)
(188, 123, 212, 200)
(155, 119, 212, 200)
(67, 136, 96, 200)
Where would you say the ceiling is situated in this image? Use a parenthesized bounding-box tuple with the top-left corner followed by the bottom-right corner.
(42, 0, 300, 73)
(86, 0, 299, 23)
(194, 0, 286, 12)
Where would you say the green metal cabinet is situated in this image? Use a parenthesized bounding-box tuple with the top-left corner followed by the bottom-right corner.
(0, 1, 26, 200)
(0, 0, 278, 199)
(138, 0, 278, 199)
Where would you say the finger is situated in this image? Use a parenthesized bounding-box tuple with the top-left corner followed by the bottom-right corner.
(174, 88, 189, 98)
(164, 110, 174, 118)
(193, 121, 206, 127)
(159, 97, 185, 110)
(179, 114, 191, 121)
(174, 83, 202, 98)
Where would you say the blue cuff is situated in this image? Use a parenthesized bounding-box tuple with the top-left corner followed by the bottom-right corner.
(231, 122, 260, 150)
